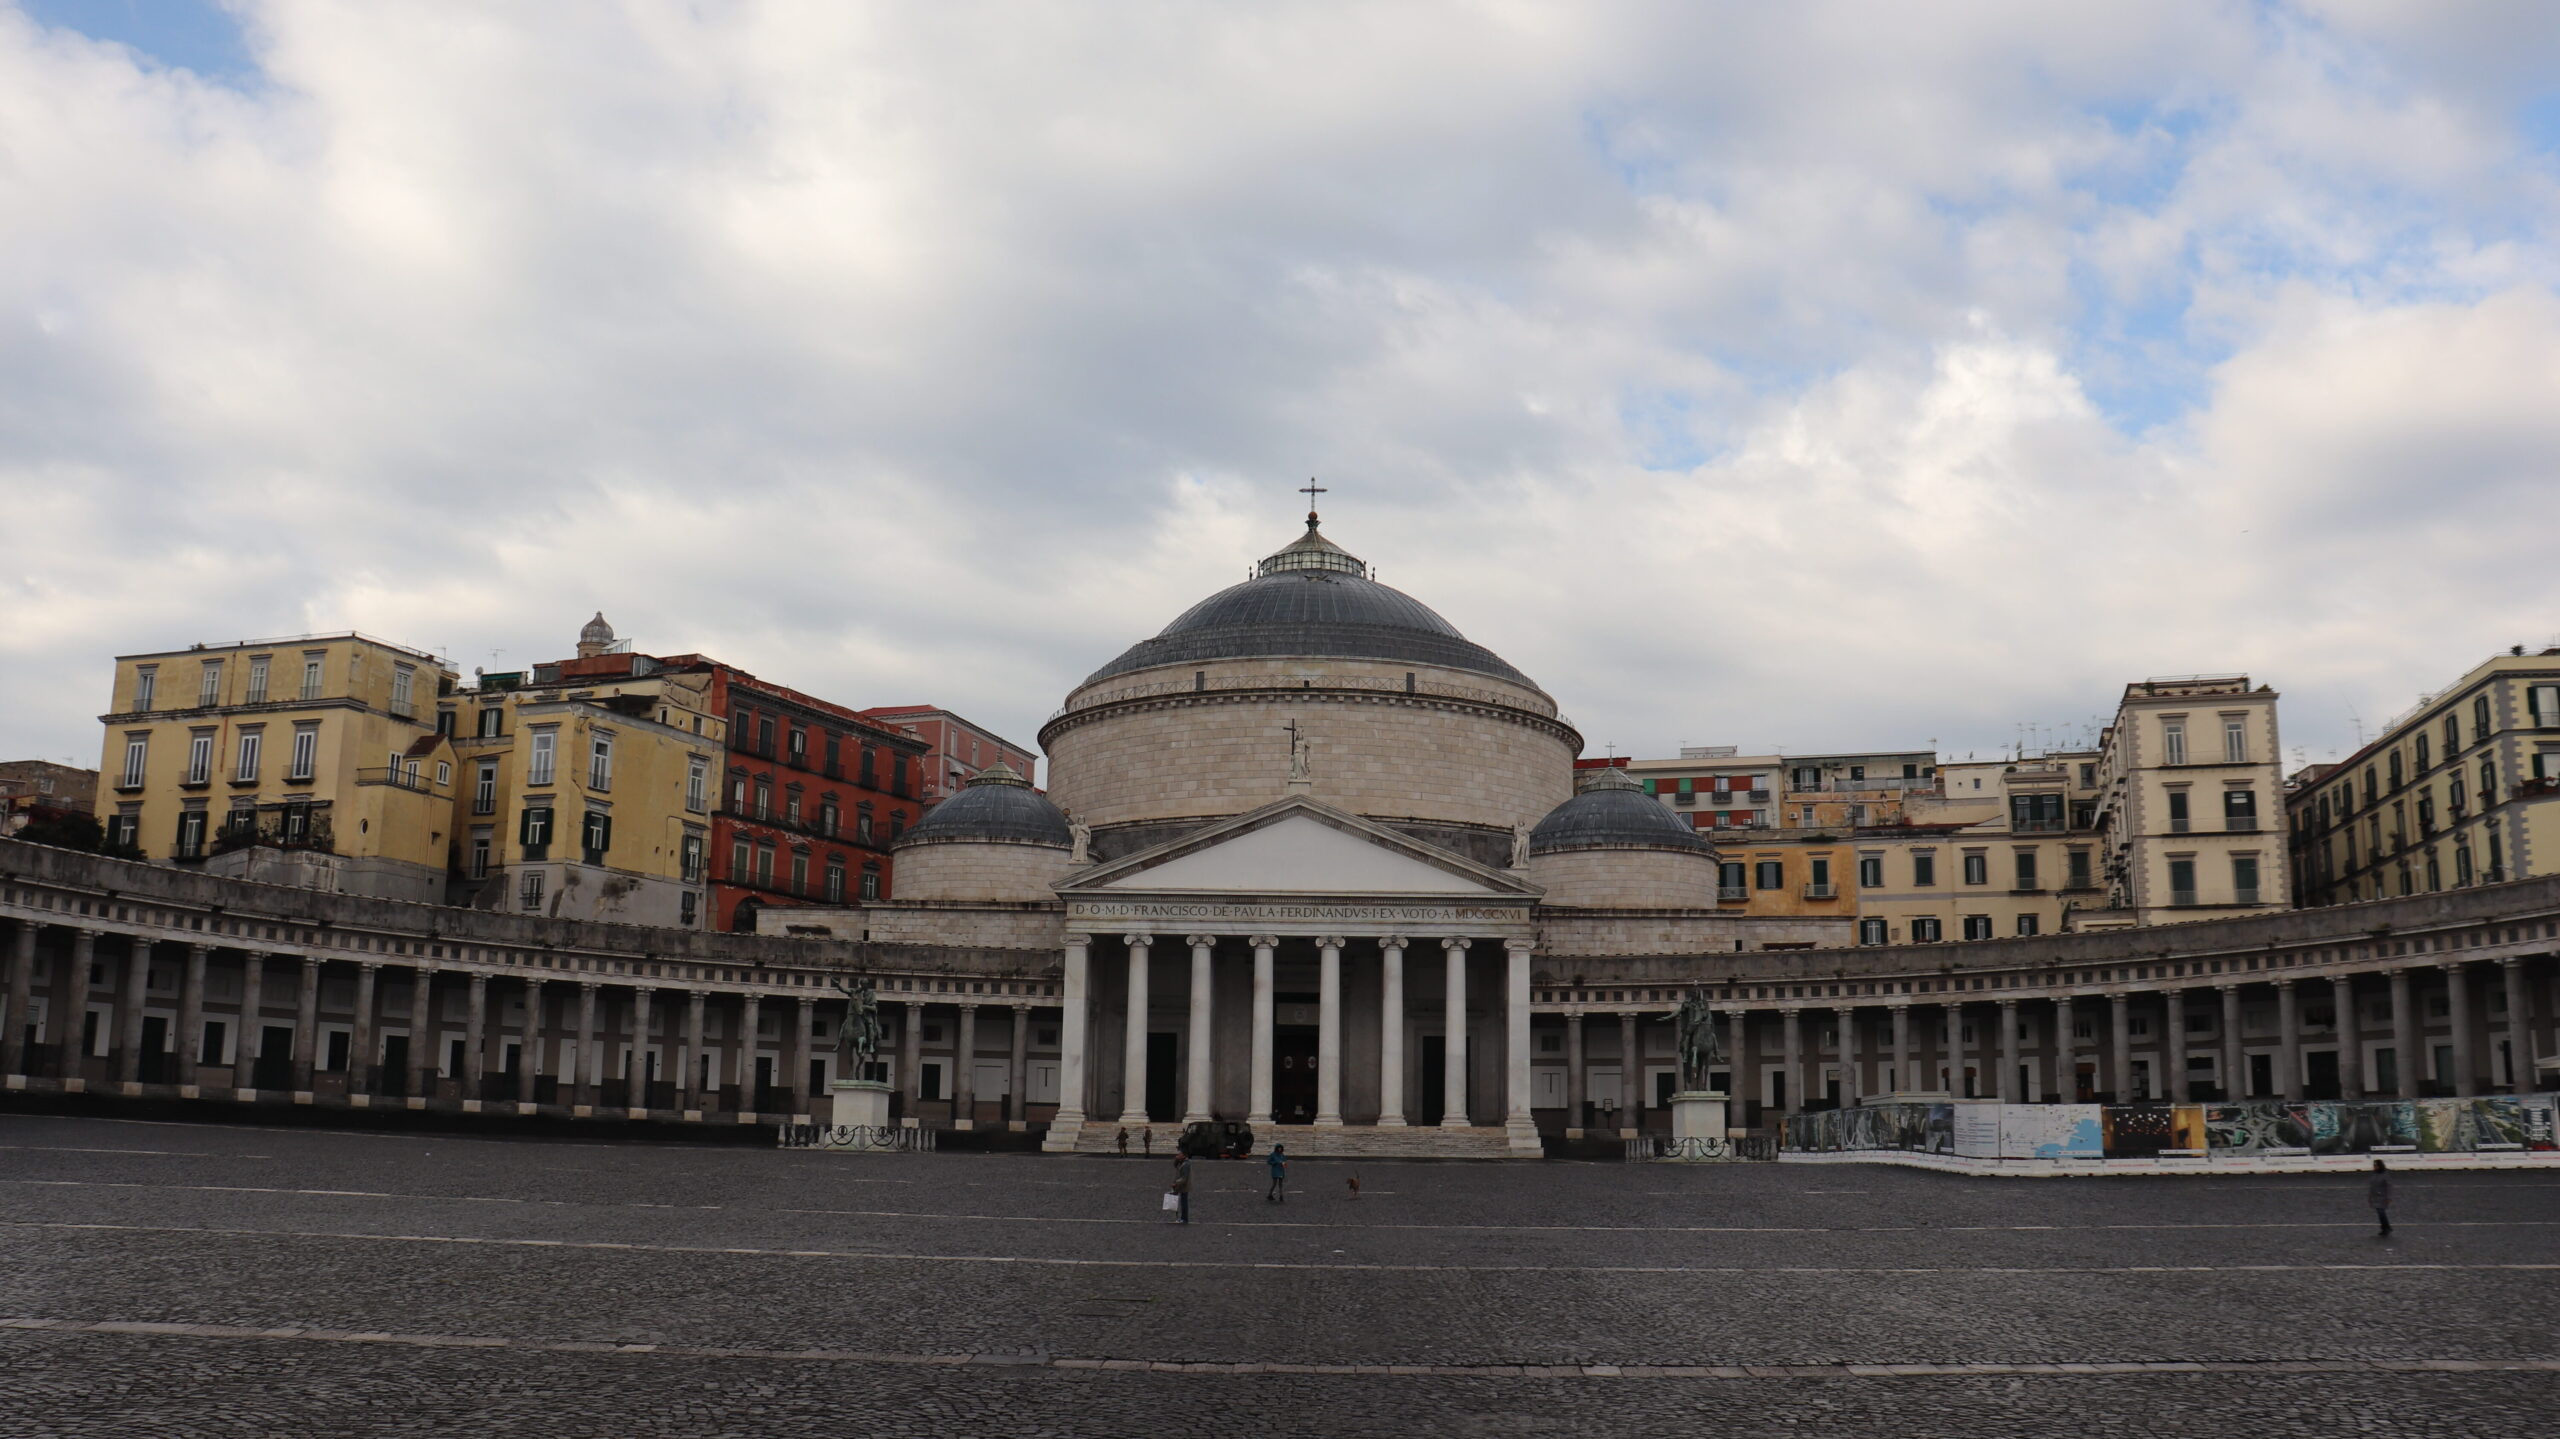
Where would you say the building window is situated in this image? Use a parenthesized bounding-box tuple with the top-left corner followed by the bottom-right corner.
(478, 706, 504, 739)
(1858, 918, 1887, 945)
(731, 836, 751, 882)
(2166, 789, 2191, 833)
(520, 871, 546, 911)
(2067, 850, 2092, 889)
(1962, 915, 1992, 940)
(2454, 845, 2474, 887)
(174, 808, 207, 859)
(245, 656, 269, 704)
(1857, 855, 1883, 888)
(198, 661, 223, 707)
(1961, 852, 1987, 885)
(2016, 913, 2040, 937)
(300, 655, 324, 701)
(754, 845, 775, 886)
(2416, 733, 2432, 771)
(680, 833, 705, 884)
(755, 780, 773, 820)
(2168, 857, 2198, 907)
(2388, 752, 2404, 789)
(234, 730, 262, 784)
(2533, 684, 2560, 730)
(858, 812, 874, 844)
(133, 666, 157, 711)
(185, 732, 214, 786)
(1718, 861, 1745, 895)
(785, 790, 803, 825)
(2224, 788, 2257, 830)
(2013, 850, 2038, 888)
(390, 665, 415, 717)
(520, 805, 553, 858)
(2162, 720, 2187, 766)
(1911, 917, 1942, 942)
(860, 746, 877, 786)
(860, 867, 881, 901)
(820, 800, 838, 837)
(2010, 793, 2064, 833)
(825, 861, 846, 903)
(2233, 854, 2261, 903)
(434, 761, 450, 786)
(1912, 852, 1935, 887)
(757, 716, 775, 756)
(588, 734, 614, 791)
(686, 756, 708, 813)
(680, 892, 698, 926)
(790, 851, 810, 896)
(788, 727, 806, 763)
(528, 729, 557, 786)
(1754, 860, 1783, 891)
(824, 732, 841, 776)
(474, 760, 497, 814)
(277, 801, 311, 844)
(2223, 717, 2247, 762)
(120, 734, 149, 789)
(579, 809, 612, 863)
(469, 834, 491, 879)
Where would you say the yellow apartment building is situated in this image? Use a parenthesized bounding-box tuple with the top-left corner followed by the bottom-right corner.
(2079, 675, 2289, 927)
(1849, 753, 2108, 944)
(97, 633, 457, 901)
(440, 642, 721, 928)
(2288, 646, 2560, 907)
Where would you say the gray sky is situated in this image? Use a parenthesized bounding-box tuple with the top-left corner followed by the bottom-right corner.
(5, 1, 2558, 778)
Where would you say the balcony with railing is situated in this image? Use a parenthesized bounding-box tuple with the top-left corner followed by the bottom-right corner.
(1801, 882, 1837, 900)
(355, 766, 448, 796)
(1717, 885, 1749, 902)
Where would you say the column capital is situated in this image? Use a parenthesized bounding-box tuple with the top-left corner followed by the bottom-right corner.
(358, 961, 381, 974)
(1998, 996, 2019, 1008)
(1121, 933, 1153, 949)
(579, 980, 600, 993)
(1012, 1000, 1031, 1013)
(794, 994, 814, 1008)
(1374, 933, 1407, 952)
(1248, 934, 1280, 950)
(1441, 937, 1473, 953)
(467, 971, 488, 988)
(186, 941, 212, 958)
(1502, 938, 1535, 955)
(1184, 934, 1218, 949)
(1063, 932, 1092, 948)
(1315, 935, 1347, 950)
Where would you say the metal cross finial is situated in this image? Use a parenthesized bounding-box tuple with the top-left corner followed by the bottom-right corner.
(1301, 478, 1326, 519)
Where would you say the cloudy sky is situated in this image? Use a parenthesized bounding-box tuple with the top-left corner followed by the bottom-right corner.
(6, 1, 2558, 780)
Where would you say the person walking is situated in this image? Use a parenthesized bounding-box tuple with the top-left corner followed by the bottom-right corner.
(1141, 1127, 1153, 1157)
(1171, 1153, 1192, 1225)
(2369, 1159, 2393, 1236)
(1116, 1127, 1128, 1156)
(1265, 1143, 1287, 1203)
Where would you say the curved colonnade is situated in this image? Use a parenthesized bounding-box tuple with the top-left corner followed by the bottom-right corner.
(2, 838, 2553, 1136)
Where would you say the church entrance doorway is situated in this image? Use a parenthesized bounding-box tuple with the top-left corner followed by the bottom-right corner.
(1418, 1035, 1445, 1122)
(1145, 1032, 1178, 1122)
(1272, 1026, 1318, 1124)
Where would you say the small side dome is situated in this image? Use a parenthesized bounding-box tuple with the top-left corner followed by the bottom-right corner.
(1528, 767, 1712, 855)
(898, 760, 1073, 848)
(577, 612, 617, 658)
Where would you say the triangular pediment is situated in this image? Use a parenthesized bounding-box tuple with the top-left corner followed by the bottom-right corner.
(1058, 798, 1536, 899)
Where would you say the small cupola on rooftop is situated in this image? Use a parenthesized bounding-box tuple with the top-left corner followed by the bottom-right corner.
(576, 611, 617, 659)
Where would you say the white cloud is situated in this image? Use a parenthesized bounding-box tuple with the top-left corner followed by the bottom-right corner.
(2, 0, 2557, 778)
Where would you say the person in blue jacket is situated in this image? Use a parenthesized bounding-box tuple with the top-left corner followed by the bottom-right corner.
(1265, 1143, 1287, 1203)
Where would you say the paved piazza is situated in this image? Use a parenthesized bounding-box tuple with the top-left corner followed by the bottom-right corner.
(2, 1114, 2556, 1436)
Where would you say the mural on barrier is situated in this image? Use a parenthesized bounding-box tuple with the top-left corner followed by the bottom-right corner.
(1788, 1095, 2558, 1161)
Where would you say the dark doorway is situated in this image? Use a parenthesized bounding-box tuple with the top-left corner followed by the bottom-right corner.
(1145, 1032, 1178, 1122)
(2074, 1063, 2096, 1103)
(2305, 1049, 2341, 1100)
(139, 1016, 170, 1083)
(2249, 1052, 2274, 1099)
(256, 1024, 294, 1089)
(1769, 1070, 1787, 1112)
(1272, 1026, 1318, 1124)
(1419, 1035, 1446, 1122)
(2375, 1047, 2399, 1096)
(379, 1035, 409, 1097)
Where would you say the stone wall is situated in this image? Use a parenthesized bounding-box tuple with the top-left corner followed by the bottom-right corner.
(1535, 908, 1854, 960)
(1527, 848, 1719, 909)
(889, 839, 1073, 903)
(765, 898, 1065, 957)
(1042, 656, 1576, 837)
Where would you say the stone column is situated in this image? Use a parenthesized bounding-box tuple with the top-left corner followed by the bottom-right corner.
(58, 929, 95, 1079)
(405, 968, 435, 1099)
(788, 996, 813, 1115)
(2389, 968, 2417, 1098)
(2, 922, 35, 1078)
(1834, 1006, 1857, 1105)
(1503, 939, 1533, 1133)
(955, 1003, 981, 1127)
(1725, 1008, 1746, 1093)
(1998, 999, 2020, 1102)
(2165, 990, 2189, 1102)
(520, 980, 545, 1107)
(2105, 992, 2130, 1101)
(2447, 962, 2477, 1098)
(1247, 936, 1277, 1127)
(115, 941, 148, 1085)
(2276, 979, 2301, 1102)
(682, 989, 708, 1111)
(1186, 935, 1218, 1126)
(178, 944, 208, 1085)
(1376, 935, 1406, 1127)
(1118, 935, 1153, 1125)
(2050, 998, 2074, 1101)
(1315, 935, 1346, 1127)
(1440, 938, 1472, 1127)
(233, 952, 262, 1091)
(628, 986, 654, 1110)
(1889, 1005, 1910, 1094)
(2219, 985, 2244, 1099)
(901, 1000, 924, 1106)
(1564, 1009, 1586, 1133)
(2335, 975, 2362, 1101)
(1056, 934, 1091, 1132)
(290, 956, 317, 1092)
(349, 963, 380, 1095)
(1007, 1004, 1030, 1127)
(576, 982, 601, 1106)
(737, 993, 762, 1113)
(1781, 1008, 1802, 1114)
(2503, 960, 2534, 1095)
(464, 973, 488, 1103)
(1619, 1009, 1640, 1133)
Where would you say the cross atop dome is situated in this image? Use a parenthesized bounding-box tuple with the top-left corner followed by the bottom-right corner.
(1300, 477, 1327, 527)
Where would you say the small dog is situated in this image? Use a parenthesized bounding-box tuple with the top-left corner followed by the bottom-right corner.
(1345, 1170, 1360, 1199)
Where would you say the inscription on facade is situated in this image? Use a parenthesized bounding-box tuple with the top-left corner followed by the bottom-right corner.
(1068, 900, 1521, 926)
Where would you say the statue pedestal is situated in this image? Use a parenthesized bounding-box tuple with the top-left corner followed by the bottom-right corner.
(828, 1079, 892, 1132)
(1670, 1091, 1729, 1143)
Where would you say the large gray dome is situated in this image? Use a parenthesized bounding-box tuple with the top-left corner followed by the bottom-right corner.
(1081, 518, 1535, 689)
(1528, 767, 1712, 855)
(899, 762, 1073, 848)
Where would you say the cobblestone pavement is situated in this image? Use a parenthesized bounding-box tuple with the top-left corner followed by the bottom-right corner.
(3, 1112, 2555, 1436)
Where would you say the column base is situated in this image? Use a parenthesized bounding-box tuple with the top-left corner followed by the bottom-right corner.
(462, 1099, 482, 1114)
(1179, 1113, 1210, 1127)
(1376, 1115, 1407, 1127)
(1247, 1112, 1274, 1127)
(1504, 1116, 1542, 1155)
(572, 1104, 594, 1118)
(178, 1084, 199, 1099)
(3, 1075, 22, 1091)
(1115, 1111, 1149, 1127)
(1438, 1116, 1472, 1128)
(1313, 1114, 1344, 1128)
(61, 1078, 84, 1094)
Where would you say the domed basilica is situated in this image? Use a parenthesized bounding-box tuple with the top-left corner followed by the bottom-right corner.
(862, 511, 1838, 1155)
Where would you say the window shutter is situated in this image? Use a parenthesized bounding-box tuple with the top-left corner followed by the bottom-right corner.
(519, 808, 535, 845)
(600, 813, 613, 851)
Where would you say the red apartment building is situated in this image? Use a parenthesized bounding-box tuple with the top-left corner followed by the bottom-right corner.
(663, 658, 933, 931)
(859, 706, 1039, 802)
